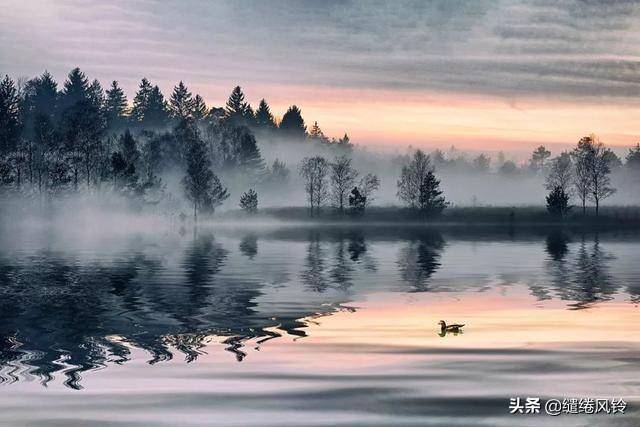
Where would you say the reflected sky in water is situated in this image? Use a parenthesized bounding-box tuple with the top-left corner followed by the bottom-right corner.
(0, 224, 639, 426)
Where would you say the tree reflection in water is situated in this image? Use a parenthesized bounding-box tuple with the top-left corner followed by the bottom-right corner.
(542, 232, 619, 309)
(396, 230, 445, 292)
(0, 227, 636, 388)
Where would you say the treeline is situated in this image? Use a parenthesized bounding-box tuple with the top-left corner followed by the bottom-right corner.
(0, 68, 353, 216)
(394, 142, 639, 179)
(2, 68, 640, 219)
(295, 150, 446, 218)
(543, 134, 640, 217)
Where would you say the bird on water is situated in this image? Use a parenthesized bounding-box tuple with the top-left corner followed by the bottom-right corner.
(438, 320, 465, 334)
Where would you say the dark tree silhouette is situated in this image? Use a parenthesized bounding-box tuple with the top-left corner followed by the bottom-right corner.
(61, 67, 90, 109)
(418, 171, 447, 216)
(546, 186, 570, 218)
(104, 81, 128, 131)
(239, 188, 258, 214)
(182, 127, 229, 219)
(348, 187, 366, 215)
(0, 75, 21, 153)
(130, 78, 153, 123)
(169, 81, 194, 120)
(626, 144, 640, 171)
(398, 149, 448, 216)
(330, 155, 358, 214)
(254, 99, 276, 128)
(192, 95, 207, 120)
(225, 86, 250, 125)
(131, 79, 168, 128)
(237, 130, 265, 179)
(279, 105, 306, 140)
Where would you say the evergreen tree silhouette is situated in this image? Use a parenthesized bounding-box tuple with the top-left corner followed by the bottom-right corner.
(169, 81, 194, 120)
(225, 86, 249, 125)
(130, 78, 153, 123)
(0, 75, 21, 153)
(104, 81, 128, 130)
(192, 95, 207, 120)
(279, 105, 306, 140)
(254, 99, 276, 128)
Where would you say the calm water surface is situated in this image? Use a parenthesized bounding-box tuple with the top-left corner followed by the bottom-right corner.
(0, 223, 639, 426)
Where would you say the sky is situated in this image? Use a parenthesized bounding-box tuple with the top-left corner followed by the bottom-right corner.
(1, 0, 640, 156)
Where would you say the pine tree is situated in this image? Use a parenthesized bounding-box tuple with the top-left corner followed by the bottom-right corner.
(130, 78, 153, 123)
(182, 131, 229, 219)
(308, 121, 329, 144)
(192, 95, 207, 120)
(237, 130, 265, 179)
(61, 67, 89, 109)
(398, 149, 448, 217)
(239, 188, 258, 214)
(0, 75, 21, 153)
(417, 171, 448, 216)
(201, 173, 229, 214)
(144, 85, 169, 128)
(243, 103, 255, 127)
(279, 105, 306, 140)
(111, 130, 142, 195)
(119, 129, 140, 166)
(58, 69, 105, 186)
(169, 81, 194, 120)
(225, 86, 248, 123)
(546, 186, 570, 218)
(625, 143, 640, 174)
(23, 71, 58, 128)
(254, 99, 276, 128)
(104, 80, 128, 130)
(88, 79, 104, 110)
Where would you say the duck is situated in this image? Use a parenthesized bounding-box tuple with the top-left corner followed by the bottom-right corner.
(438, 320, 465, 334)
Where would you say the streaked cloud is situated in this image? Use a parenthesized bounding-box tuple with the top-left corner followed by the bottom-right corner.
(1, 0, 639, 151)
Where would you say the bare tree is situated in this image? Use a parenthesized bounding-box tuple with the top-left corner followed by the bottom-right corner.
(397, 149, 433, 208)
(299, 156, 329, 217)
(359, 173, 380, 207)
(545, 152, 573, 194)
(330, 155, 358, 214)
(571, 135, 617, 216)
(588, 139, 616, 216)
(571, 136, 593, 215)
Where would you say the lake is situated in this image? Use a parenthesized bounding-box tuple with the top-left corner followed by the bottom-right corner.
(0, 222, 638, 426)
